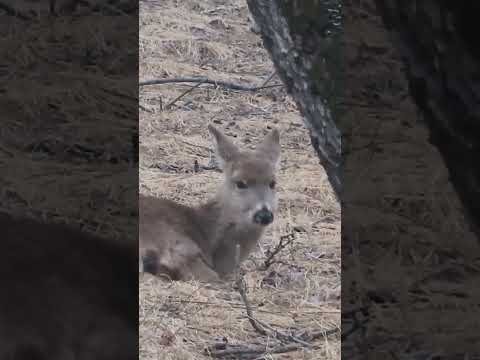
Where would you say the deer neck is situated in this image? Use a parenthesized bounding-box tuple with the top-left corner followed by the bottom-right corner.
(195, 194, 264, 276)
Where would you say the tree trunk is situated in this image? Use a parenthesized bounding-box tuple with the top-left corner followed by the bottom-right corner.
(247, 0, 480, 236)
(373, 0, 480, 239)
(246, 0, 343, 199)
(247, 0, 480, 356)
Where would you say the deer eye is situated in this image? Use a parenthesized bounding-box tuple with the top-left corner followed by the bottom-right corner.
(269, 180, 276, 189)
(236, 180, 248, 189)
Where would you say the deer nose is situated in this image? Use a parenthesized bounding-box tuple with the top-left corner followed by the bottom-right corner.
(253, 207, 274, 226)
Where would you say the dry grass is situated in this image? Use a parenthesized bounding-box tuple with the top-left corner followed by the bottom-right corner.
(139, 0, 340, 359)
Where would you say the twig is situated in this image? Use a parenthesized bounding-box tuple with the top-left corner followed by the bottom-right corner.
(261, 233, 295, 270)
(165, 79, 206, 110)
(235, 261, 268, 336)
(139, 103, 151, 112)
(220, 237, 339, 360)
(193, 160, 221, 173)
(166, 298, 339, 315)
(139, 76, 283, 92)
(198, 165, 221, 172)
(252, 319, 312, 347)
(235, 264, 336, 347)
(206, 324, 340, 359)
(298, 327, 340, 341)
(259, 70, 277, 88)
(238, 281, 267, 336)
(206, 343, 304, 358)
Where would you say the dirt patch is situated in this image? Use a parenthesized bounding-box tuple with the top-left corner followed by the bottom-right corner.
(139, 0, 340, 358)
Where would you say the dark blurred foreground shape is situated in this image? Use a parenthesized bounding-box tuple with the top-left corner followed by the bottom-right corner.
(0, 213, 138, 360)
(247, 0, 480, 235)
(0, 0, 138, 358)
(373, 0, 480, 238)
(247, 0, 480, 358)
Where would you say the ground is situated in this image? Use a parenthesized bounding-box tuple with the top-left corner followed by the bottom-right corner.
(139, 0, 341, 359)
(0, 4, 137, 239)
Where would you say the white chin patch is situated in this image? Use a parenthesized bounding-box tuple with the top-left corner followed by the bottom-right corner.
(255, 203, 272, 212)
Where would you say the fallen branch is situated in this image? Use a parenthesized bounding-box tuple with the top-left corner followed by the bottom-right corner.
(206, 342, 306, 359)
(261, 233, 295, 270)
(252, 318, 311, 347)
(235, 260, 268, 336)
(139, 103, 151, 112)
(205, 328, 339, 360)
(298, 327, 340, 341)
(139, 76, 283, 92)
(193, 160, 221, 173)
(210, 240, 340, 359)
(234, 267, 339, 348)
(259, 70, 277, 88)
(165, 79, 206, 110)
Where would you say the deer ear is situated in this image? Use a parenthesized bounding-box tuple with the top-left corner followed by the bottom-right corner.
(256, 128, 280, 169)
(208, 125, 240, 169)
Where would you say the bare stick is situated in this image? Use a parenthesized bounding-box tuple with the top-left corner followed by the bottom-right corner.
(139, 76, 283, 92)
(298, 327, 340, 341)
(226, 238, 340, 359)
(234, 252, 268, 336)
(165, 79, 206, 110)
(262, 233, 295, 270)
(234, 262, 328, 347)
(206, 325, 340, 359)
(206, 343, 302, 358)
(252, 319, 312, 347)
(259, 70, 277, 88)
(237, 284, 267, 336)
(139, 103, 151, 112)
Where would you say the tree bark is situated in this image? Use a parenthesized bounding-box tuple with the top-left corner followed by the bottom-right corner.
(246, 0, 343, 200)
(248, 0, 480, 236)
(373, 0, 480, 239)
(248, 0, 480, 356)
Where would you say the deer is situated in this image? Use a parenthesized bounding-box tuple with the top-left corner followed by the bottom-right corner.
(139, 125, 281, 282)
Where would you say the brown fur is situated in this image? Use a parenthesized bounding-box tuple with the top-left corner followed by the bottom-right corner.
(140, 125, 281, 281)
(0, 212, 137, 360)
